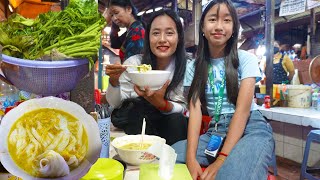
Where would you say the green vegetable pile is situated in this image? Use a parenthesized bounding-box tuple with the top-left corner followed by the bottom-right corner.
(0, 0, 106, 69)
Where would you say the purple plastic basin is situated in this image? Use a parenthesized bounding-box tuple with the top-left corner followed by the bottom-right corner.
(0, 54, 89, 95)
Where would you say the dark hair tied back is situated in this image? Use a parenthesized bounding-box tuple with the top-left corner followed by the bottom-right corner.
(109, 0, 139, 20)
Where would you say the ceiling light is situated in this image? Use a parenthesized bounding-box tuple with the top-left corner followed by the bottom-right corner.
(137, 11, 145, 16)
(8, 4, 13, 12)
(146, 9, 154, 14)
(154, 7, 163, 11)
(256, 45, 266, 56)
(293, 44, 301, 49)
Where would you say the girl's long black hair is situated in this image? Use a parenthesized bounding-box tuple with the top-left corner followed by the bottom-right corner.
(188, 0, 240, 107)
(142, 9, 186, 99)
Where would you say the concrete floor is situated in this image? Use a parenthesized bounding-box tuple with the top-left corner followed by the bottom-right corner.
(271, 156, 320, 180)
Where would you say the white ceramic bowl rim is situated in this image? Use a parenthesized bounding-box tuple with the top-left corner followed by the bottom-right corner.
(111, 135, 166, 151)
(128, 70, 171, 74)
(111, 135, 166, 165)
(0, 96, 102, 180)
(127, 70, 171, 90)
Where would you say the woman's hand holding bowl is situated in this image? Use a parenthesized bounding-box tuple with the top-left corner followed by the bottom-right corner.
(134, 80, 171, 111)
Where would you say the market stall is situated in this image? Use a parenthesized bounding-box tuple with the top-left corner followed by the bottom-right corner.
(251, 1, 320, 170)
(257, 54, 320, 169)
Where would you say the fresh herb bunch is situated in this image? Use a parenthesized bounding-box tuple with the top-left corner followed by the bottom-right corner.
(0, 14, 36, 58)
(0, 0, 106, 69)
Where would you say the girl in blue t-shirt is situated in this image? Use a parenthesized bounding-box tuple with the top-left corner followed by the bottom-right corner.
(172, 0, 275, 179)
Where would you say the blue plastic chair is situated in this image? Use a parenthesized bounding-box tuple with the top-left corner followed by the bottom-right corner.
(300, 129, 320, 180)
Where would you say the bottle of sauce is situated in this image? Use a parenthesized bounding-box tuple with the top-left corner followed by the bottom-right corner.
(264, 95, 271, 109)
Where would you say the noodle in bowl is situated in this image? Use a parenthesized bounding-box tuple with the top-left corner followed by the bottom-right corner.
(0, 97, 102, 180)
(111, 135, 165, 165)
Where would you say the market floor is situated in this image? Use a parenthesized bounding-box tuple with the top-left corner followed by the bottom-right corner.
(271, 156, 320, 180)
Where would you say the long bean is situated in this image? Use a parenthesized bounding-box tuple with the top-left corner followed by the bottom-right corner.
(63, 47, 98, 55)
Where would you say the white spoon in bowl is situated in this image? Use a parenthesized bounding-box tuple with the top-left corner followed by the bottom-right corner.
(140, 118, 146, 148)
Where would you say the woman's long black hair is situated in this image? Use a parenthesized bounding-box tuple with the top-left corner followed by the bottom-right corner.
(109, 0, 139, 20)
(141, 9, 186, 99)
(188, 0, 240, 107)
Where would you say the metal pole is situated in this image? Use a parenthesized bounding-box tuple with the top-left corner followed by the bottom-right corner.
(60, 0, 69, 10)
(98, 37, 103, 90)
(4, 0, 8, 19)
(310, 8, 315, 57)
(265, 0, 275, 99)
(194, 0, 201, 46)
(172, 0, 177, 11)
(186, 0, 188, 10)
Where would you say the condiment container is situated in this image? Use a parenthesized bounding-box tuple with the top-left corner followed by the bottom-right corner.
(264, 95, 271, 108)
(287, 85, 311, 108)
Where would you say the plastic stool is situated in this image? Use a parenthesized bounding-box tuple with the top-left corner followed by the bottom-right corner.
(300, 129, 320, 180)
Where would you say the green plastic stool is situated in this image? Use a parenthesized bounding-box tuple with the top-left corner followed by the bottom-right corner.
(81, 158, 124, 180)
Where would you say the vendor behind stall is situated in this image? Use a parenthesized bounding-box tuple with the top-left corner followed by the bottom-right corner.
(273, 41, 295, 84)
(104, 0, 145, 63)
(260, 41, 295, 84)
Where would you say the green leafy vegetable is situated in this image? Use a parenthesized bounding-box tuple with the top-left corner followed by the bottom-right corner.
(0, 0, 106, 69)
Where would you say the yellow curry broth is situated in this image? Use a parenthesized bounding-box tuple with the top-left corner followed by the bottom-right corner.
(7, 108, 88, 177)
(120, 143, 152, 150)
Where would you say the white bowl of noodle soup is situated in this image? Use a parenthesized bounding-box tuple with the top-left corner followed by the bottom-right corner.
(0, 96, 102, 180)
(111, 135, 165, 165)
(127, 70, 171, 90)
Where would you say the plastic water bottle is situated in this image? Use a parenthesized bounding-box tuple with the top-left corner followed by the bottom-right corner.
(0, 81, 19, 112)
(291, 69, 300, 85)
(102, 55, 110, 92)
(312, 91, 318, 110)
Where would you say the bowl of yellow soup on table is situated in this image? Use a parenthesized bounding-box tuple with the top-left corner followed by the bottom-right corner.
(0, 96, 102, 180)
(111, 135, 165, 165)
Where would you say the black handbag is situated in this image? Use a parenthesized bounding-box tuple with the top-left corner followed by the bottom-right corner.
(111, 99, 135, 129)
(111, 98, 149, 134)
